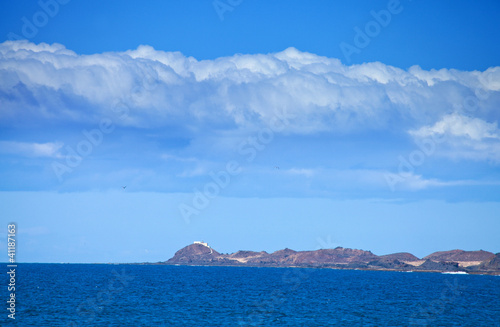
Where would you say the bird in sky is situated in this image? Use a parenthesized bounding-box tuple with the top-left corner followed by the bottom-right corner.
(122, 186, 127, 189)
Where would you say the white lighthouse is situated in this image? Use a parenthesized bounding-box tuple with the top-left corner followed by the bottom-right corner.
(193, 241, 210, 248)
(193, 241, 213, 253)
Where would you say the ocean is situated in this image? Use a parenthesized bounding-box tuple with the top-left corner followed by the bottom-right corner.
(3, 264, 499, 326)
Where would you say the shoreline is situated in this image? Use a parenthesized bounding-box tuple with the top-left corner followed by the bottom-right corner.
(141, 262, 500, 276)
(7, 262, 499, 275)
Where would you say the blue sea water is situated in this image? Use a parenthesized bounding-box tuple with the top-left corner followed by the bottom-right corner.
(2, 264, 499, 326)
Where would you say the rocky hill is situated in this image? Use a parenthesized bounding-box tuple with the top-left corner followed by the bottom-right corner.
(164, 243, 499, 275)
(468, 253, 500, 272)
(167, 244, 378, 267)
(417, 259, 462, 272)
(167, 243, 235, 265)
(243, 247, 379, 267)
(423, 250, 494, 262)
(379, 252, 420, 261)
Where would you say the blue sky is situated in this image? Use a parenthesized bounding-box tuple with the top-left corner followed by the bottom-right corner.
(0, 0, 499, 263)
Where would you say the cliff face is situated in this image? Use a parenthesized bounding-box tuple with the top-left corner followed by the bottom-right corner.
(164, 243, 500, 274)
(469, 253, 500, 272)
(418, 259, 462, 272)
(367, 258, 412, 270)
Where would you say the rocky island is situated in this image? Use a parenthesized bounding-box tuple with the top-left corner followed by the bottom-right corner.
(161, 242, 500, 275)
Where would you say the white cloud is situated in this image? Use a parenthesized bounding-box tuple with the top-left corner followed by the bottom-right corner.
(1, 40, 499, 135)
(410, 113, 500, 163)
(285, 168, 315, 177)
(381, 170, 500, 192)
(408, 65, 500, 91)
(18, 226, 50, 236)
(160, 154, 198, 163)
(410, 113, 500, 140)
(251, 166, 494, 193)
(0, 141, 63, 158)
(330, 168, 454, 191)
(178, 165, 211, 178)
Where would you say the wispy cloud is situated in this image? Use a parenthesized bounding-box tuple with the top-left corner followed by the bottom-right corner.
(0, 140, 63, 158)
(161, 154, 199, 163)
(383, 172, 475, 191)
(285, 168, 315, 177)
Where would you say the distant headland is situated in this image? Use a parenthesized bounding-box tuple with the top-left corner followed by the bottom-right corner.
(158, 242, 500, 275)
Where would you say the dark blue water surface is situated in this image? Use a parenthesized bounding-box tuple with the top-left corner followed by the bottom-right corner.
(2, 264, 499, 326)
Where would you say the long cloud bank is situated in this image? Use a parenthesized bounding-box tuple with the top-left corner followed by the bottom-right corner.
(1, 40, 499, 132)
(1, 40, 500, 166)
